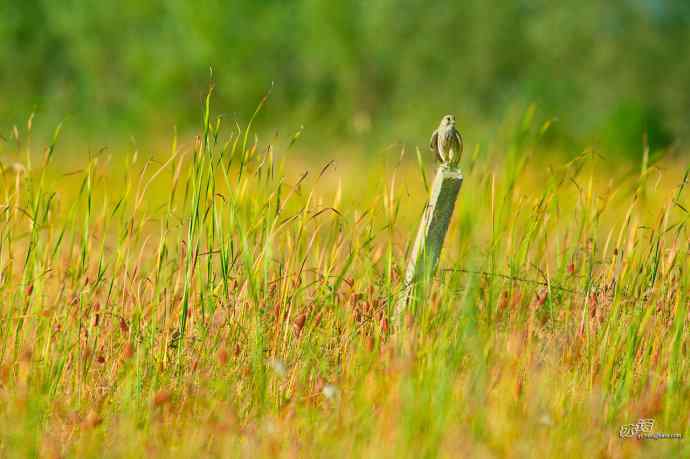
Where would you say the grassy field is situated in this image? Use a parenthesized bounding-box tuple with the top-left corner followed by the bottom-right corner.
(0, 99, 688, 458)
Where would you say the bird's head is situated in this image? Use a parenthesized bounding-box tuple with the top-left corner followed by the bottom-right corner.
(440, 114, 456, 127)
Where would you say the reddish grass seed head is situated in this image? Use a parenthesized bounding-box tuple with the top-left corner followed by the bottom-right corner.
(366, 335, 375, 352)
(20, 347, 33, 363)
(217, 348, 229, 365)
(294, 312, 307, 336)
(567, 261, 576, 274)
(313, 311, 323, 327)
(82, 410, 103, 429)
(153, 390, 172, 407)
(122, 342, 135, 360)
(379, 316, 389, 335)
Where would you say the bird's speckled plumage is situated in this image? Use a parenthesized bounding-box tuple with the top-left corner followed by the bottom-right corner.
(430, 114, 463, 167)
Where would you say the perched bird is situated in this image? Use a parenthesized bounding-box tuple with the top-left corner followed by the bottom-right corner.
(429, 114, 463, 167)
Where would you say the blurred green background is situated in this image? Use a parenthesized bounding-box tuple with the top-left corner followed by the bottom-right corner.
(1, 0, 689, 157)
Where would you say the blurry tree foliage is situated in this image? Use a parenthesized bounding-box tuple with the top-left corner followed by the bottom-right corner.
(0, 0, 688, 156)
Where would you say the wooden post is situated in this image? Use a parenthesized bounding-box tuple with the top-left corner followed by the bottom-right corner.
(396, 166, 463, 322)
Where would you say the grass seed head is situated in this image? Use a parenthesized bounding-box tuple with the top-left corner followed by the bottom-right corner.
(217, 348, 229, 365)
(82, 410, 103, 429)
(122, 342, 135, 360)
(153, 390, 172, 407)
(294, 312, 307, 336)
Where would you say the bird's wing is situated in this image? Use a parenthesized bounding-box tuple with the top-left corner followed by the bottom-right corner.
(429, 129, 438, 151)
(430, 130, 445, 161)
(454, 129, 463, 156)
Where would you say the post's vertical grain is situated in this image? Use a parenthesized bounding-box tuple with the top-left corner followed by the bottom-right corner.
(395, 166, 463, 322)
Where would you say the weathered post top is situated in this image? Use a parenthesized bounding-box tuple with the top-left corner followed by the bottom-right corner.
(395, 165, 463, 323)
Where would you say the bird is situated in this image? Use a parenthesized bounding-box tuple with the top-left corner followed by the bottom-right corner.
(429, 114, 463, 167)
